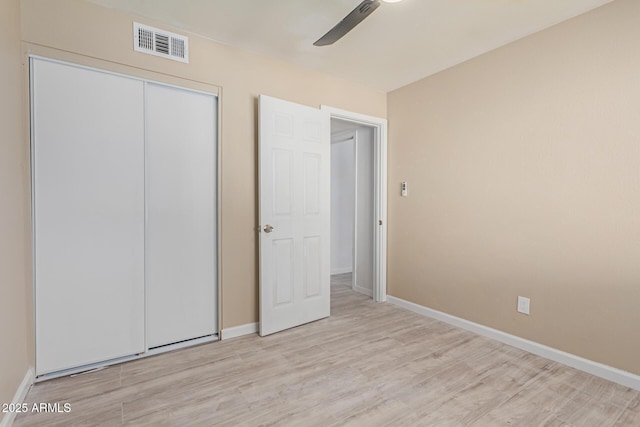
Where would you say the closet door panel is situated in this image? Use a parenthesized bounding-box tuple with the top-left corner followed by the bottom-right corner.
(33, 59, 145, 375)
(146, 83, 217, 348)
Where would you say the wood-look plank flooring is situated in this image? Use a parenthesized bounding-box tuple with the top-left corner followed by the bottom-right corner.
(15, 274, 640, 426)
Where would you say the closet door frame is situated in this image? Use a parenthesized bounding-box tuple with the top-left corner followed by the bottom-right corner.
(29, 55, 222, 380)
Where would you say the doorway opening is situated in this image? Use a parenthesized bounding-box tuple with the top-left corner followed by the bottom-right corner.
(324, 105, 387, 303)
(331, 120, 375, 298)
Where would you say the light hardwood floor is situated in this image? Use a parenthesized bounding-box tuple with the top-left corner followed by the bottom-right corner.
(15, 274, 640, 426)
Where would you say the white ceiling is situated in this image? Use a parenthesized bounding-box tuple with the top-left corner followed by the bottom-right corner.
(88, 0, 612, 92)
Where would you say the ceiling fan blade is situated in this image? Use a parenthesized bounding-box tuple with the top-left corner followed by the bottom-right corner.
(314, 0, 381, 46)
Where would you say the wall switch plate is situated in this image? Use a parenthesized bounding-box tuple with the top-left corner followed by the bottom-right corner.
(517, 296, 530, 315)
(401, 181, 408, 197)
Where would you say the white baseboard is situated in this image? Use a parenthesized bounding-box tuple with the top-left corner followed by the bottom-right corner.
(220, 322, 258, 340)
(0, 368, 34, 427)
(331, 268, 353, 275)
(354, 285, 373, 297)
(386, 295, 640, 391)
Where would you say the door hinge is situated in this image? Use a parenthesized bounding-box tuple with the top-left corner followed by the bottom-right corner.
(379, 220, 383, 226)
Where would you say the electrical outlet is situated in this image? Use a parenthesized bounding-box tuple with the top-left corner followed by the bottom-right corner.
(517, 296, 530, 315)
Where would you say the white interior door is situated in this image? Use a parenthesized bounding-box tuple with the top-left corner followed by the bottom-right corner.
(146, 83, 217, 348)
(32, 58, 145, 375)
(259, 95, 331, 336)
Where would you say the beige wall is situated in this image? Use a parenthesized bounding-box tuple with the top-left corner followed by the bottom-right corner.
(388, 0, 640, 375)
(20, 0, 386, 331)
(1, 0, 31, 412)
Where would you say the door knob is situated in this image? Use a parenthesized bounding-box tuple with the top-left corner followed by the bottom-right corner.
(264, 224, 274, 233)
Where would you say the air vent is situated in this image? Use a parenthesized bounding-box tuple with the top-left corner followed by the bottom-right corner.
(133, 22, 189, 63)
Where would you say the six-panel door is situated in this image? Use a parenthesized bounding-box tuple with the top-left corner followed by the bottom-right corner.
(259, 95, 331, 336)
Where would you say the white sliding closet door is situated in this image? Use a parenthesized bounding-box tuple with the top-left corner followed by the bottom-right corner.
(146, 83, 217, 348)
(32, 58, 145, 375)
